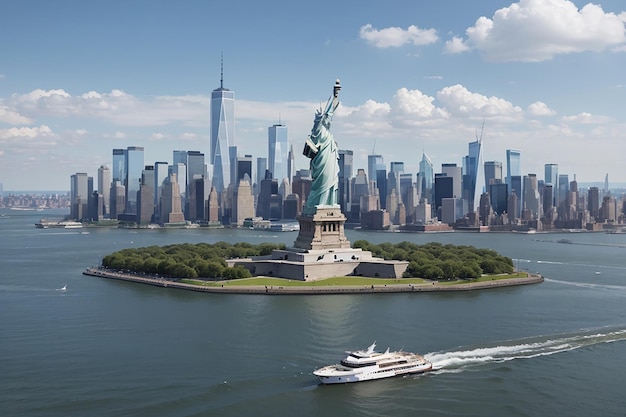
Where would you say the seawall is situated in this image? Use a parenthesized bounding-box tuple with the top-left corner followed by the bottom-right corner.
(83, 268, 544, 295)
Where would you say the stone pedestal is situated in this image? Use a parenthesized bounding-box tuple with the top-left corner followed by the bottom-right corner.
(294, 206, 351, 251)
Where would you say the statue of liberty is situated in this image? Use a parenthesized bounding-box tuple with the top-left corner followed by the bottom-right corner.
(302, 80, 341, 214)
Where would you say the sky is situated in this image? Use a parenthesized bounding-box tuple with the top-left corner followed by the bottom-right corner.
(1, 0, 625, 191)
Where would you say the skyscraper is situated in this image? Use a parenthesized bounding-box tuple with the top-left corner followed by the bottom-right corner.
(367, 154, 384, 188)
(419, 152, 434, 204)
(463, 140, 481, 212)
(210, 57, 235, 194)
(124, 146, 144, 215)
(97, 165, 111, 217)
(154, 161, 168, 222)
(338, 149, 354, 214)
(545, 163, 558, 206)
(484, 161, 503, 188)
(506, 149, 521, 190)
(70, 172, 92, 220)
(268, 123, 289, 181)
(112, 149, 126, 183)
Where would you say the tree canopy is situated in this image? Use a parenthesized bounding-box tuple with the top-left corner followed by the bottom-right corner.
(101, 241, 286, 279)
(101, 240, 513, 281)
(352, 240, 514, 280)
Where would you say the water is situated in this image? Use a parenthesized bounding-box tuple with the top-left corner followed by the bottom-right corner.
(1, 208, 626, 416)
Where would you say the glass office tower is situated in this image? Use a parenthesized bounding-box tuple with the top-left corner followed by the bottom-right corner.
(210, 61, 235, 194)
(545, 163, 558, 206)
(268, 123, 289, 181)
(506, 149, 521, 189)
(112, 149, 126, 183)
(124, 146, 144, 215)
(419, 152, 434, 204)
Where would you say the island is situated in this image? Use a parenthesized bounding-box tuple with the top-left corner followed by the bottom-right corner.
(83, 241, 543, 294)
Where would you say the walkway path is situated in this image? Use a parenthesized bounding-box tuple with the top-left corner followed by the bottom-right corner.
(83, 268, 544, 295)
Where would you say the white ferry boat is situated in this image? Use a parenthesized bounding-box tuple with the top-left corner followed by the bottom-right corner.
(313, 342, 432, 384)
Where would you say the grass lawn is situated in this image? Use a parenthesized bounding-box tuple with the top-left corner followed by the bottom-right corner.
(182, 272, 528, 287)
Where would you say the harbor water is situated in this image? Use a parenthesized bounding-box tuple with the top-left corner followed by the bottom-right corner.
(1, 208, 625, 416)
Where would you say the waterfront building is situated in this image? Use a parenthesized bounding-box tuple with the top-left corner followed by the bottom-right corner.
(97, 165, 111, 217)
(70, 172, 92, 221)
(268, 123, 289, 182)
(557, 174, 569, 219)
(160, 173, 185, 224)
(232, 178, 255, 226)
(210, 59, 235, 194)
(283, 194, 300, 219)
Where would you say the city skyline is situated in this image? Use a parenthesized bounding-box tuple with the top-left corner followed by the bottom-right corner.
(1, 0, 625, 190)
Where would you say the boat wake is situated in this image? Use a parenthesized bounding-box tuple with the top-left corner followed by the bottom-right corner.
(424, 327, 626, 375)
(544, 278, 626, 292)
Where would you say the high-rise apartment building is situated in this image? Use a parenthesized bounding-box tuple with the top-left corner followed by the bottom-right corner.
(268, 123, 289, 182)
(210, 59, 235, 194)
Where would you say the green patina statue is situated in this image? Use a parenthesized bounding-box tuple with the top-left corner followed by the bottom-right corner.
(302, 80, 341, 214)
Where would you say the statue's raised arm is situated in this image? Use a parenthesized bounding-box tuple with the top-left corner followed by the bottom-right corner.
(302, 80, 342, 214)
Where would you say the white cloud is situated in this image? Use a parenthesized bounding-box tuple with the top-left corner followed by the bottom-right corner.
(444, 36, 471, 54)
(389, 88, 449, 127)
(527, 101, 557, 116)
(7, 89, 209, 127)
(0, 105, 32, 124)
(448, 0, 626, 62)
(437, 84, 523, 120)
(562, 112, 609, 124)
(359, 23, 438, 48)
(0, 125, 53, 139)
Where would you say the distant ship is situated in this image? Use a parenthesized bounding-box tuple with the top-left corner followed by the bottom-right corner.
(313, 342, 432, 384)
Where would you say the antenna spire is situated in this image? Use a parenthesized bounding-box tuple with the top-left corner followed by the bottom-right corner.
(220, 51, 224, 89)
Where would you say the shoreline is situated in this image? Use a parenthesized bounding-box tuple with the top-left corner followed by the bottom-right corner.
(82, 268, 544, 295)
